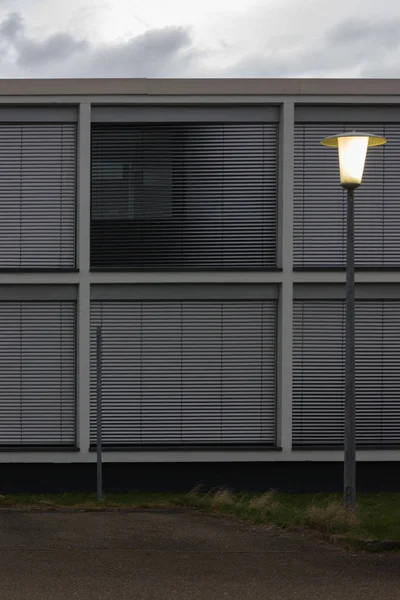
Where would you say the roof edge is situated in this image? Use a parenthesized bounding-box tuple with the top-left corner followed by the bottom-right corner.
(0, 78, 399, 96)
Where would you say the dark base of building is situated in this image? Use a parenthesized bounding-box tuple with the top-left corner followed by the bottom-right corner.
(0, 462, 399, 494)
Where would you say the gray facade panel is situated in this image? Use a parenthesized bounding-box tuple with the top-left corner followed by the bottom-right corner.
(294, 283, 400, 299)
(0, 285, 77, 301)
(91, 283, 279, 301)
(295, 105, 400, 122)
(0, 107, 78, 122)
(91, 105, 280, 122)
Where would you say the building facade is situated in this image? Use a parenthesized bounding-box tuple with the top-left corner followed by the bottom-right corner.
(0, 79, 399, 493)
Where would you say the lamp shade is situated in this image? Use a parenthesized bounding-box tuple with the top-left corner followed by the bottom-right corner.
(320, 131, 386, 188)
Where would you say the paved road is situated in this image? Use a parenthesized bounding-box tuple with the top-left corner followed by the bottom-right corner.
(0, 509, 399, 599)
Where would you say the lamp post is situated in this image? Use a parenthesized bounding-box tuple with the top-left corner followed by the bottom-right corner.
(320, 131, 386, 509)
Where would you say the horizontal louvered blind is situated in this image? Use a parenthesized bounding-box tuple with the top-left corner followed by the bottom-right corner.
(0, 123, 76, 269)
(0, 301, 76, 446)
(293, 300, 400, 447)
(294, 123, 400, 268)
(91, 123, 278, 270)
(90, 300, 276, 446)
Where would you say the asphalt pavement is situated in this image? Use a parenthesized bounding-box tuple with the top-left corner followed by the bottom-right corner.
(0, 509, 399, 599)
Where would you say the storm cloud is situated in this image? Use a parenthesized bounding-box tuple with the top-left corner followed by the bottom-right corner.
(0, 11, 22, 40)
(224, 16, 400, 78)
(18, 32, 89, 67)
(0, 11, 201, 76)
(0, 2, 398, 78)
(80, 26, 199, 77)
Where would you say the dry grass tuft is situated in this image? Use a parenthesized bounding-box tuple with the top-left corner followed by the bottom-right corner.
(37, 499, 55, 506)
(248, 491, 279, 512)
(305, 501, 359, 533)
(187, 484, 203, 499)
(209, 489, 236, 508)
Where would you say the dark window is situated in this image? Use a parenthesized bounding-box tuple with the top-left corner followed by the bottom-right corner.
(91, 123, 278, 270)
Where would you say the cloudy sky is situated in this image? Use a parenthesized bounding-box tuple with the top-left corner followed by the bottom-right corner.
(0, 0, 398, 78)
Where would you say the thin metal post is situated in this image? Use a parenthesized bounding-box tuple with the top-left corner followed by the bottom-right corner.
(344, 188, 356, 509)
(96, 325, 103, 502)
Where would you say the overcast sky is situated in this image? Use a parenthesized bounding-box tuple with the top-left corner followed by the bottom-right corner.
(0, 0, 398, 78)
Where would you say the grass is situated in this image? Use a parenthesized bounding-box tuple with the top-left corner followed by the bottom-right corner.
(0, 490, 399, 547)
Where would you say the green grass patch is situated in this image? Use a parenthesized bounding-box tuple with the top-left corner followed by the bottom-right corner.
(0, 490, 399, 546)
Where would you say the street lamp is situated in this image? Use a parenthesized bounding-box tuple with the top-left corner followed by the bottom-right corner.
(320, 131, 386, 510)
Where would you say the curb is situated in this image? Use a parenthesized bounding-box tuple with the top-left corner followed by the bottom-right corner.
(362, 540, 400, 552)
(288, 527, 400, 553)
(327, 534, 400, 553)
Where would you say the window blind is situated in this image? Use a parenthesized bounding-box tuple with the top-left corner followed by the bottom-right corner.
(293, 300, 400, 447)
(0, 123, 76, 269)
(0, 301, 76, 446)
(90, 300, 277, 446)
(294, 123, 400, 269)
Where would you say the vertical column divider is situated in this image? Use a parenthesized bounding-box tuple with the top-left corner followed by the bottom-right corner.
(77, 102, 91, 456)
(277, 102, 294, 453)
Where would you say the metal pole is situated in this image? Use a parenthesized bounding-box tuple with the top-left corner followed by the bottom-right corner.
(344, 188, 356, 509)
(96, 325, 103, 502)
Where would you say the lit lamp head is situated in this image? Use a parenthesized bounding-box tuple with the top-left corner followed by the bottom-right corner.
(320, 131, 386, 189)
